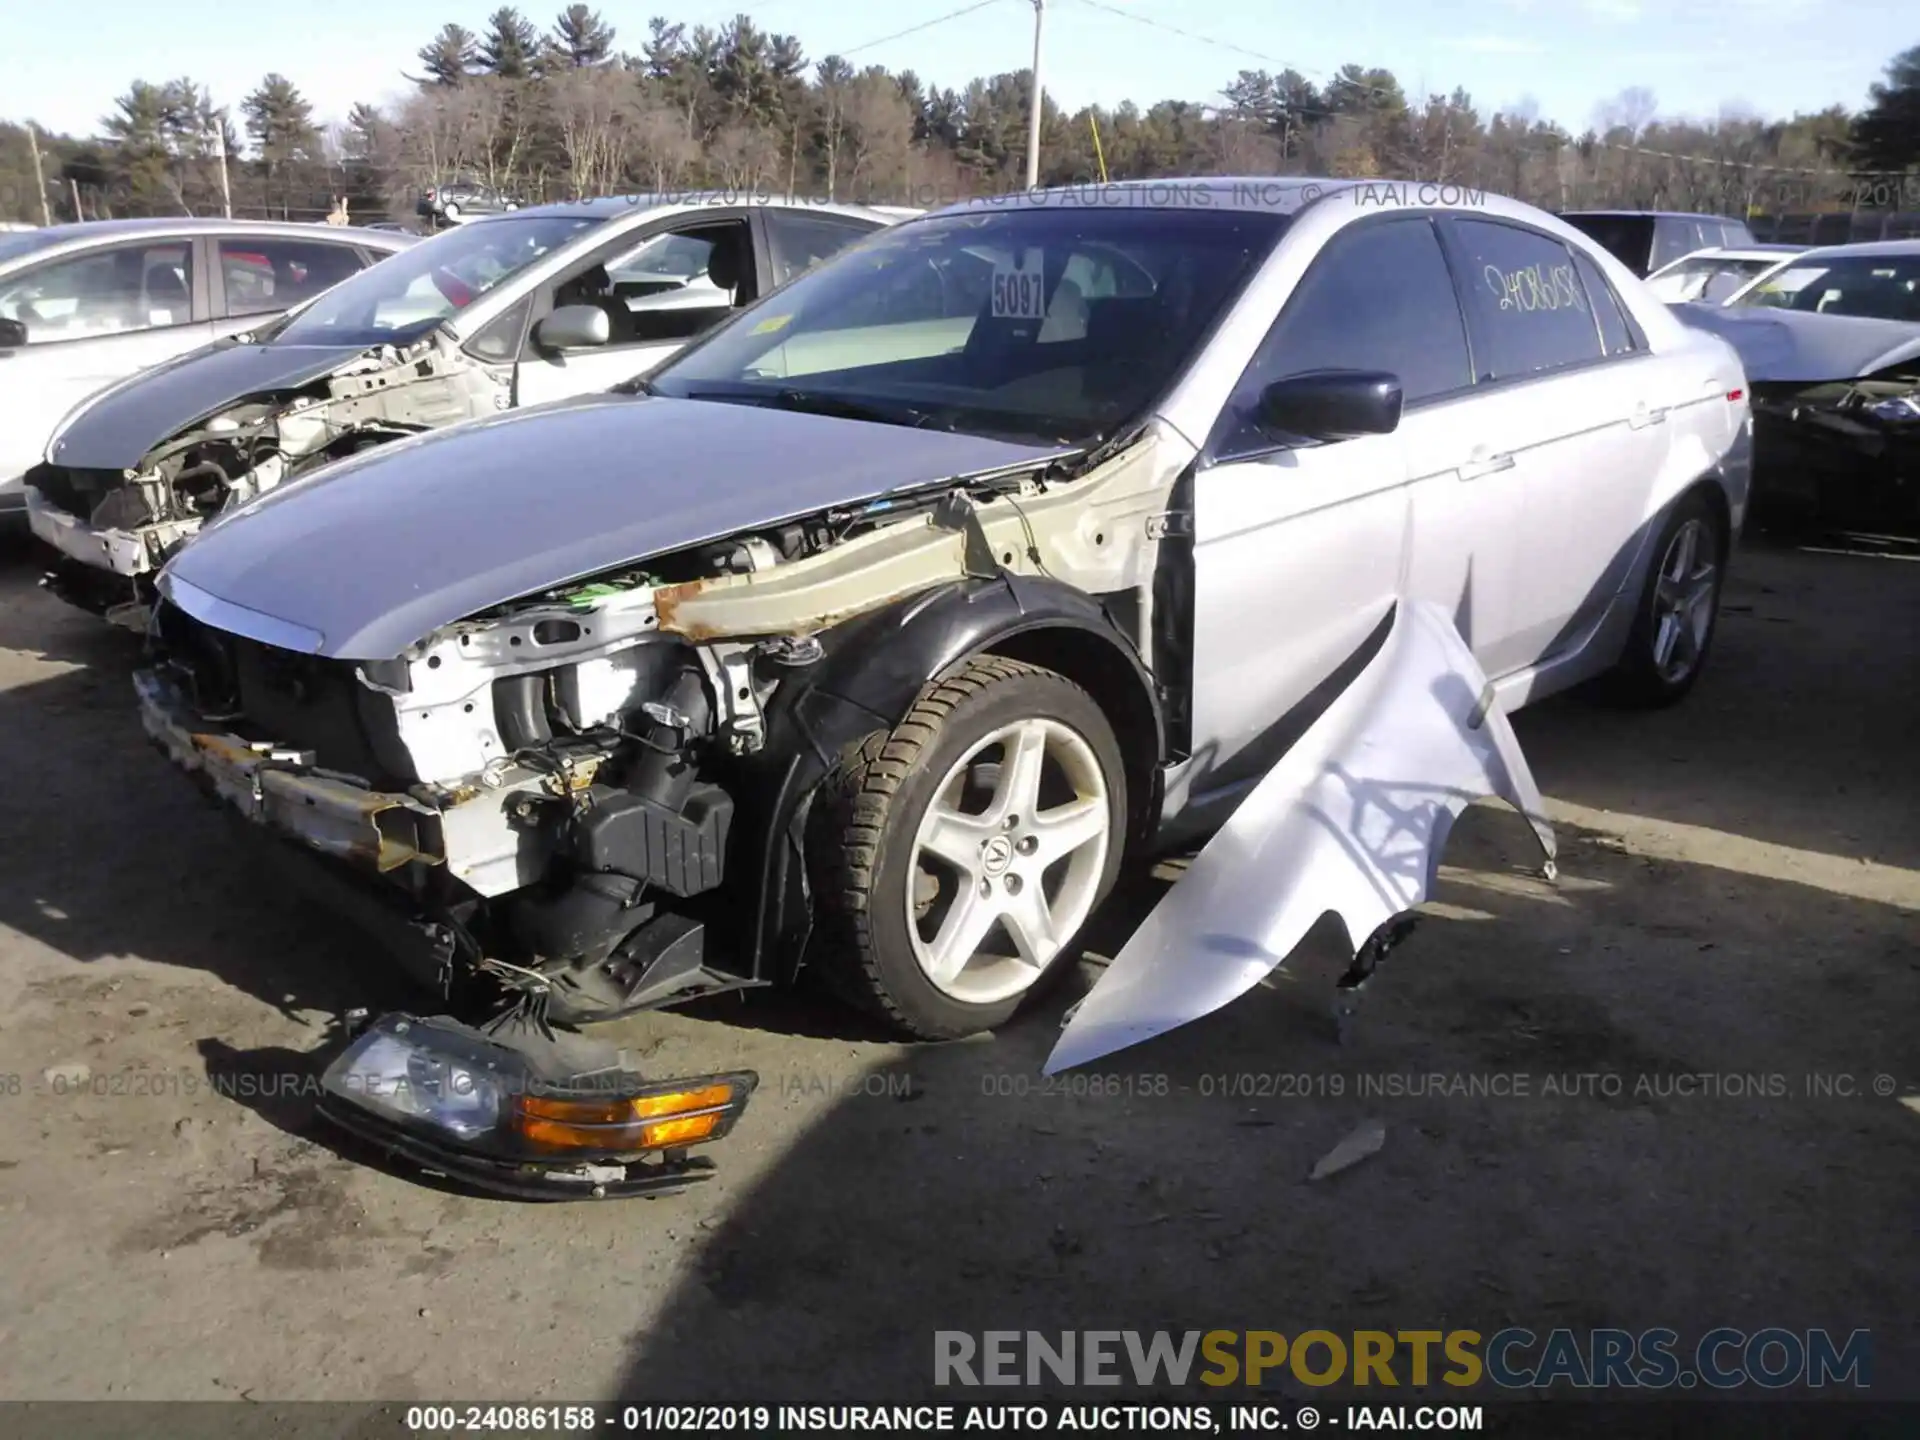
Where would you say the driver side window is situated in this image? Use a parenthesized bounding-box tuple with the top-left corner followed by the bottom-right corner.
(589, 219, 755, 346)
(1211, 217, 1472, 458)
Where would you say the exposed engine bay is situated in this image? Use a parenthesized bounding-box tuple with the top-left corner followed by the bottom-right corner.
(1748, 364, 1920, 529)
(27, 330, 508, 613)
(137, 429, 1176, 1029)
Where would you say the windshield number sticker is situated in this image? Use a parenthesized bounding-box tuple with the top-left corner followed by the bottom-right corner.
(991, 252, 1047, 320)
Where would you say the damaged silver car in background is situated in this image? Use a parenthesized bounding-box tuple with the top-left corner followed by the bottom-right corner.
(131, 180, 1749, 1191)
(1675, 239, 1920, 530)
(25, 193, 903, 623)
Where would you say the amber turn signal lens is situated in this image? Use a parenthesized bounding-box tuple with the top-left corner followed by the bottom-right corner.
(511, 1080, 744, 1154)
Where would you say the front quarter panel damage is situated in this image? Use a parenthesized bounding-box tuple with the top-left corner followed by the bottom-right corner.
(1045, 599, 1556, 1074)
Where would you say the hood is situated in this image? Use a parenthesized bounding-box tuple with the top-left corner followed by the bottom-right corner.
(1671, 303, 1920, 384)
(160, 393, 1067, 660)
(48, 339, 375, 470)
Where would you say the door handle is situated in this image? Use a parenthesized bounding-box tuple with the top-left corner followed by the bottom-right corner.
(1458, 451, 1515, 481)
(1630, 402, 1669, 429)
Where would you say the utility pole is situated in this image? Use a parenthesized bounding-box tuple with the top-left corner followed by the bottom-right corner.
(1024, 0, 1045, 190)
(211, 113, 233, 219)
(25, 121, 53, 225)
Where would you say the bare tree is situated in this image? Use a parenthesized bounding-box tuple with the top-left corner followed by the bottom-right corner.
(547, 65, 635, 196)
(842, 70, 913, 200)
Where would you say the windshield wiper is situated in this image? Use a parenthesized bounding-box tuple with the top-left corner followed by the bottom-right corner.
(769, 388, 949, 431)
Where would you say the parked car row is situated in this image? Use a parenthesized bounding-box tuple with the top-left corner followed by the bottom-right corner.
(0, 218, 416, 552)
(5, 181, 1753, 1195)
(21, 195, 902, 619)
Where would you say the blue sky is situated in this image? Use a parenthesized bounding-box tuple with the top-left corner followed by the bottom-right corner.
(3, 0, 1908, 142)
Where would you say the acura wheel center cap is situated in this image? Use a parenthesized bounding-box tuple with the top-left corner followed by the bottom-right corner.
(981, 835, 1014, 875)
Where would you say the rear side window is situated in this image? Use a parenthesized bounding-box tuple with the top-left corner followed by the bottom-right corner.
(764, 212, 877, 289)
(1573, 251, 1638, 356)
(220, 238, 368, 318)
(1451, 219, 1606, 382)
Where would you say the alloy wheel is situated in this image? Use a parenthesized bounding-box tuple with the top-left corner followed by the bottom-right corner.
(1650, 516, 1720, 685)
(904, 717, 1111, 1005)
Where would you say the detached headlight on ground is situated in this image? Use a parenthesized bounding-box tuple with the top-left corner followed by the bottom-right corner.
(319, 1014, 757, 1200)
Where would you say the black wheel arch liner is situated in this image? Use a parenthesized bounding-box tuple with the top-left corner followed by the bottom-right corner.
(716, 570, 1166, 984)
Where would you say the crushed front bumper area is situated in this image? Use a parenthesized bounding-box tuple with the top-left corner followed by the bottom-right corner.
(135, 666, 445, 873)
(25, 484, 197, 580)
(319, 1013, 758, 1201)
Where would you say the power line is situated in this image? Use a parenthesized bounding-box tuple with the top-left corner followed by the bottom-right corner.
(1071, 0, 1407, 103)
(841, 0, 1008, 60)
(1075, 0, 1916, 180)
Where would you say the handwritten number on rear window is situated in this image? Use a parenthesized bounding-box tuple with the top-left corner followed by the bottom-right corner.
(1484, 261, 1587, 316)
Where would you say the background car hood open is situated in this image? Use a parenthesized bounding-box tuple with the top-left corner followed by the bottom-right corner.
(50, 339, 376, 470)
(1672, 303, 1920, 384)
(159, 393, 1068, 660)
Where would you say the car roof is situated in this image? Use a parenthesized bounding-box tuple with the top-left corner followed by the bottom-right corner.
(1785, 238, 1920, 261)
(1562, 209, 1749, 223)
(477, 192, 906, 225)
(914, 177, 1576, 234)
(0, 216, 413, 270)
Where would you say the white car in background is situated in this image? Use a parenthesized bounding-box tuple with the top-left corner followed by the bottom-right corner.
(1646, 244, 1806, 305)
(0, 217, 414, 532)
(24, 196, 905, 618)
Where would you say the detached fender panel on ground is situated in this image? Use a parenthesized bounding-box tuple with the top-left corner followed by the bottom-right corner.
(1046, 599, 1557, 1073)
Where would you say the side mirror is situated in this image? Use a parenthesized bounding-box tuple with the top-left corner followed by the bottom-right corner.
(536, 304, 612, 352)
(0, 317, 26, 350)
(1256, 370, 1403, 442)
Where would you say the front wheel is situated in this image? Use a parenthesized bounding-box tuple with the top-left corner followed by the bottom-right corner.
(1600, 490, 1728, 706)
(809, 657, 1128, 1039)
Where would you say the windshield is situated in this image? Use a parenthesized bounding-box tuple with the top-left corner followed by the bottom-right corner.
(1647, 254, 1780, 305)
(275, 213, 604, 345)
(1732, 254, 1920, 321)
(646, 206, 1288, 446)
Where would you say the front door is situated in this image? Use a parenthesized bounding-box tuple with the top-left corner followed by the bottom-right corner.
(1187, 214, 1516, 800)
(513, 215, 761, 407)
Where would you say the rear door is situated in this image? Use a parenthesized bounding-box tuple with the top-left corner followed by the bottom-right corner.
(208, 233, 381, 341)
(1439, 216, 1669, 678)
(0, 236, 216, 485)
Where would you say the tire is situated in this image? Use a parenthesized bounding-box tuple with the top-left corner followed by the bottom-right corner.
(1600, 489, 1728, 707)
(809, 656, 1128, 1040)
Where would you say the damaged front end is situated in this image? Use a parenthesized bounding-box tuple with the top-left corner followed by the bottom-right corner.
(134, 421, 1168, 1018)
(27, 329, 505, 624)
(1748, 364, 1920, 529)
